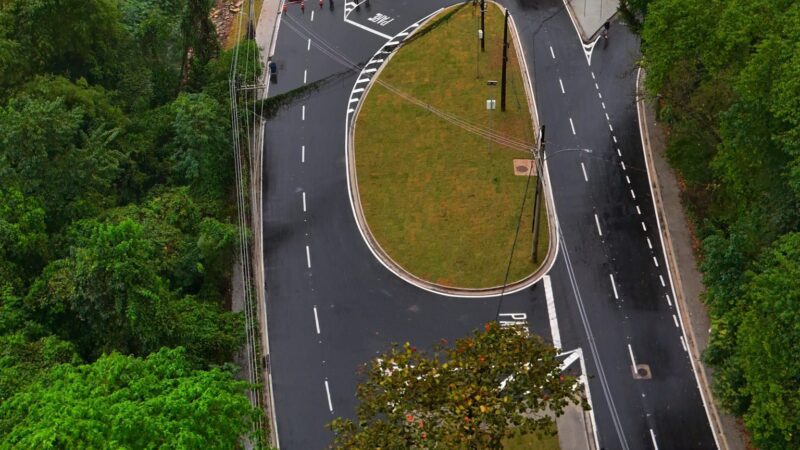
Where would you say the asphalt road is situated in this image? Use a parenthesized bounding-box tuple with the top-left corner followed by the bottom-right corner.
(262, 1, 717, 449)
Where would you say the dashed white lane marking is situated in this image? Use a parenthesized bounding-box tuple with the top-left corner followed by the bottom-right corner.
(355, 78, 369, 84)
(364, 68, 377, 74)
(672, 314, 680, 328)
(627, 343, 638, 368)
(641, 221, 647, 231)
(666, 294, 672, 306)
(595, 82, 599, 90)
(653, 256, 659, 267)
(617, 148, 622, 157)
(353, 88, 365, 93)
(303, 69, 307, 84)
(301, 145, 305, 163)
(311, 10, 314, 21)
(601, 101, 606, 109)
(581, 162, 588, 181)
(625, 175, 631, 184)
(591, 71, 596, 80)
(621, 161, 627, 171)
(313, 306, 321, 334)
(550, 45, 555, 59)
(594, 213, 603, 236)
(659, 275, 666, 287)
(630, 189, 636, 200)
(307, 38, 311, 51)
(559, 78, 565, 94)
(612, 135, 617, 143)
(605, 112, 610, 121)
(650, 429, 660, 450)
(680, 336, 688, 352)
(302, 191, 307, 212)
(569, 117, 576, 135)
(306, 245, 311, 268)
(324, 379, 333, 412)
(608, 123, 614, 132)
(302, 105, 306, 120)
(598, 92, 602, 99)
(544, 275, 561, 349)
(349, 98, 359, 103)
(636, 205, 642, 215)
(647, 237, 653, 249)
(610, 274, 619, 299)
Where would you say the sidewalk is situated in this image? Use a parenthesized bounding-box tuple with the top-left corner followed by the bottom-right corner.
(637, 70, 748, 450)
(563, 0, 618, 42)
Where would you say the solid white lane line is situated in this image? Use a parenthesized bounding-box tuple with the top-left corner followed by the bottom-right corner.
(636, 205, 642, 215)
(304, 69, 307, 84)
(647, 237, 653, 249)
(595, 213, 603, 236)
(302, 105, 305, 120)
(621, 161, 627, 171)
(544, 275, 561, 349)
(581, 162, 588, 181)
(666, 294, 672, 306)
(626, 175, 631, 184)
(680, 336, 688, 352)
(641, 221, 647, 231)
(672, 314, 680, 328)
(605, 112, 610, 121)
(650, 429, 660, 450)
(307, 38, 311, 51)
(608, 123, 614, 132)
(302, 192, 307, 212)
(301, 145, 305, 163)
(630, 189, 636, 200)
(627, 343, 637, 368)
(559, 78, 565, 94)
(324, 379, 333, 412)
(601, 101, 606, 109)
(569, 117, 576, 135)
(550, 45, 555, 59)
(653, 256, 659, 267)
(595, 82, 599, 90)
(659, 275, 666, 287)
(613, 135, 617, 143)
(313, 306, 321, 334)
(306, 245, 311, 268)
(311, 10, 314, 21)
(591, 71, 596, 79)
(610, 274, 619, 299)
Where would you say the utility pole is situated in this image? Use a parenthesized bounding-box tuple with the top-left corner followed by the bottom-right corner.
(480, 0, 485, 52)
(532, 125, 545, 262)
(500, 10, 509, 112)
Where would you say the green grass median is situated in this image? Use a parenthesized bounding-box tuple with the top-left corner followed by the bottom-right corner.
(354, 2, 548, 289)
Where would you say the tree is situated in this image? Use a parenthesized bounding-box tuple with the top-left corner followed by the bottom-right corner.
(711, 233, 800, 449)
(0, 187, 48, 290)
(329, 323, 583, 449)
(0, 347, 262, 448)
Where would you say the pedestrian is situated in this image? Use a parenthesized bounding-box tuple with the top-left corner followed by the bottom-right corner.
(301, 0, 305, 13)
(602, 21, 610, 48)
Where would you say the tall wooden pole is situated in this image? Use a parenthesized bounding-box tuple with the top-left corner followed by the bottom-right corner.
(501, 10, 509, 112)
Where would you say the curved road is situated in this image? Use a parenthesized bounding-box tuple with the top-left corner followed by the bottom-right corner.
(262, 1, 716, 449)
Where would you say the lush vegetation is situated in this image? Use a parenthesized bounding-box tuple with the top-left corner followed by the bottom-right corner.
(329, 323, 582, 449)
(354, 3, 546, 289)
(637, 0, 800, 447)
(0, 0, 263, 446)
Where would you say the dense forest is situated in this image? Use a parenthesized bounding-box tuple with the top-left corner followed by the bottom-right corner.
(0, 0, 263, 446)
(625, 0, 800, 447)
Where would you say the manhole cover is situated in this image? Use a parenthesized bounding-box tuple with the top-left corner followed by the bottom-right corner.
(632, 364, 652, 380)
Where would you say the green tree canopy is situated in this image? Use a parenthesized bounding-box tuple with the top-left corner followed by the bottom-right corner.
(330, 323, 583, 449)
(0, 347, 261, 448)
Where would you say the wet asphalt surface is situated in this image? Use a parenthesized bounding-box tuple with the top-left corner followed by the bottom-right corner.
(262, 1, 717, 448)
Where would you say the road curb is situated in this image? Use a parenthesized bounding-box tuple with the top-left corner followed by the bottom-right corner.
(345, 2, 558, 299)
(635, 68, 730, 450)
